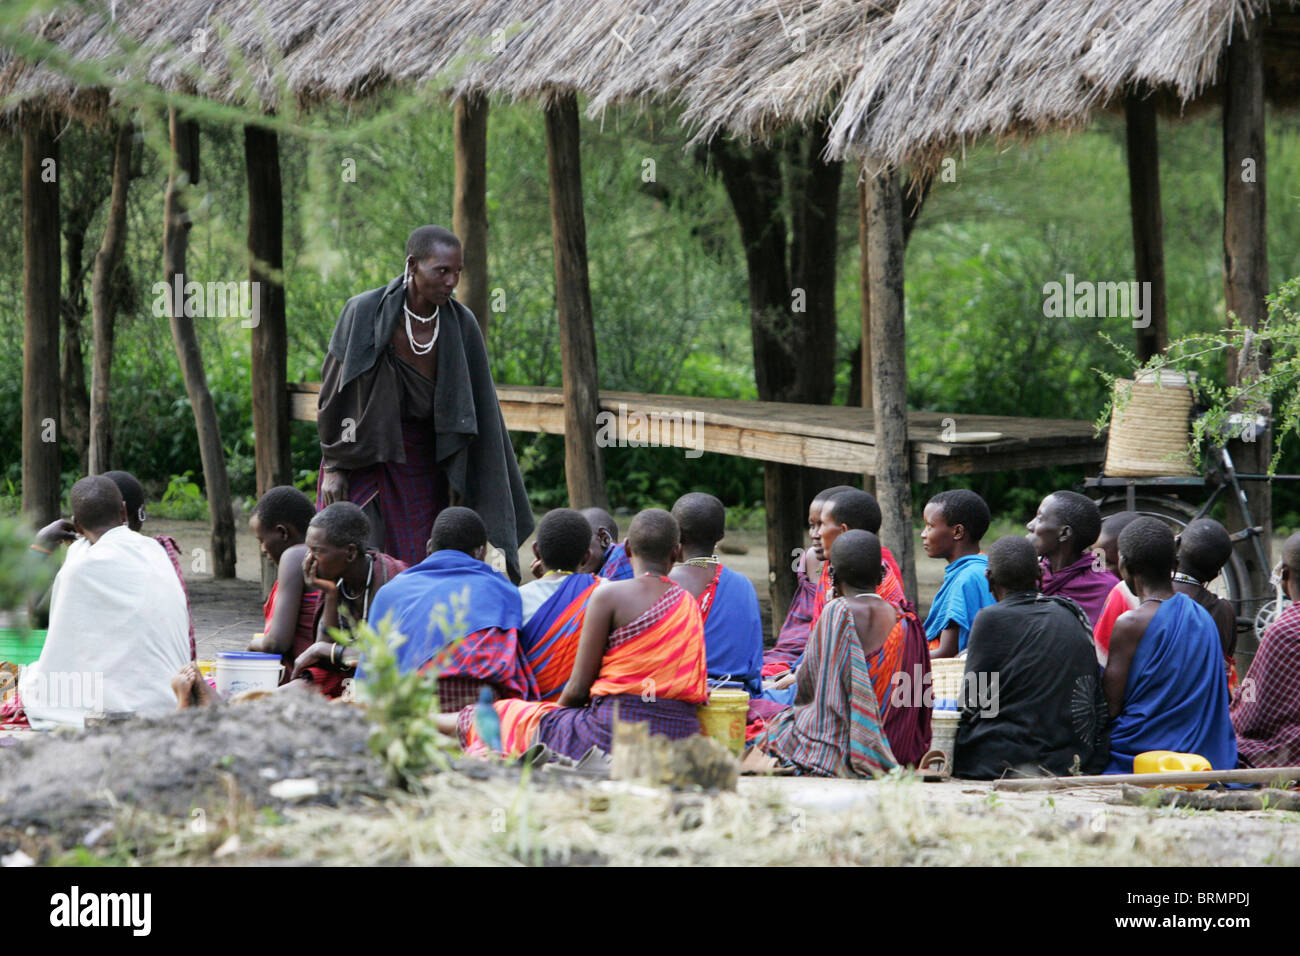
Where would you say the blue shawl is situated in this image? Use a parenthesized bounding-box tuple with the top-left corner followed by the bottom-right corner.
(1106, 592, 1237, 773)
(363, 549, 522, 677)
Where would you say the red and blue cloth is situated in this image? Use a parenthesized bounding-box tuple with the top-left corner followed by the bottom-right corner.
(365, 549, 536, 699)
(598, 542, 633, 581)
(519, 572, 599, 701)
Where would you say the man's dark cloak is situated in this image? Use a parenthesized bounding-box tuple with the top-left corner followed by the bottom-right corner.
(317, 276, 533, 582)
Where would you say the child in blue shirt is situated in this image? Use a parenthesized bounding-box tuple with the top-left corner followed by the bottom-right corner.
(921, 489, 996, 658)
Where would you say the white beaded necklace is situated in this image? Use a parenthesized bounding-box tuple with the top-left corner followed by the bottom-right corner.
(404, 302, 439, 355)
(403, 271, 440, 355)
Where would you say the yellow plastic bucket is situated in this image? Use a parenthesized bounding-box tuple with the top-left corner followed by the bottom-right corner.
(697, 688, 750, 756)
(1134, 750, 1212, 789)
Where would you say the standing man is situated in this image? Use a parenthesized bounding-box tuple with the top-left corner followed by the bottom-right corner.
(317, 225, 533, 581)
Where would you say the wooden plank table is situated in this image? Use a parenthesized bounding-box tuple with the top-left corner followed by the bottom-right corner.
(289, 383, 1104, 482)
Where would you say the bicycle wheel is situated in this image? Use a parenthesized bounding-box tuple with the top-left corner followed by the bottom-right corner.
(1092, 493, 1250, 612)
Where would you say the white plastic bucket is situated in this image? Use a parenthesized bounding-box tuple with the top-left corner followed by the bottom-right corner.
(215, 651, 284, 700)
(930, 709, 961, 762)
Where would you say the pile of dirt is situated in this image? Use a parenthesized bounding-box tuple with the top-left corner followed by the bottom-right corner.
(0, 694, 387, 838)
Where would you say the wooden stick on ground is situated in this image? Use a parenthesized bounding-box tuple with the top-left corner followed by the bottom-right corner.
(992, 767, 1300, 792)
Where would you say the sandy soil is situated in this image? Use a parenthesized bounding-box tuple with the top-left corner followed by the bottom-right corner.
(2, 693, 1296, 866)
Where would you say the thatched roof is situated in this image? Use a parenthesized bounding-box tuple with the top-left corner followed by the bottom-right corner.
(666, 0, 1300, 166)
(0, 0, 352, 122)
(823, 0, 1297, 167)
(0, 0, 689, 119)
(4, 0, 1299, 167)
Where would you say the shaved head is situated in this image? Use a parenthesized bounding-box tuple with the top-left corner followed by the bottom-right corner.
(829, 530, 883, 591)
(69, 475, 125, 534)
(581, 507, 618, 541)
(1177, 518, 1233, 583)
(672, 492, 725, 549)
(429, 506, 488, 556)
(1119, 517, 1177, 580)
(406, 224, 460, 258)
(626, 509, 678, 565)
(987, 536, 1040, 593)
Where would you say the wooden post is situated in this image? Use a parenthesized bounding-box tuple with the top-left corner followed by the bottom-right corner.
(164, 109, 238, 578)
(1223, 24, 1271, 673)
(89, 122, 133, 475)
(246, 122, 290, 594)
(857, 177, 876, 498)
(865, 163, 916, 601)
(1125, 94, 1169, 361)
(453, 92, 490, 338)
(544, 92, 608, 511)
(22, 116, 62, 525)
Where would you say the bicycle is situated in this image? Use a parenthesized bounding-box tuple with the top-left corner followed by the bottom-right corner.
(1081, 429, 1297, 672)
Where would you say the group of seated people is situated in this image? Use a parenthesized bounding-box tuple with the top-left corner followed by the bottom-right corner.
(10, 471, 1300, 783)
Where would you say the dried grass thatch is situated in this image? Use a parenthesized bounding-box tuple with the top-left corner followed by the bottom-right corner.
(0, 0, 357, 122)
(823, 0, 1291, 168)
(3, 0, 1298, 164)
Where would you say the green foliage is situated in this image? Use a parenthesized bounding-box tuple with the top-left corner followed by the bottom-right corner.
(0, 516, 56, 616)
(1092, 275, 1300, 475)
(151, 472, 207, 521)
(343, 589, 479, 789)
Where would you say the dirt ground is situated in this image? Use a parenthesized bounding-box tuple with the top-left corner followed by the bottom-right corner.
(2, 694, 1297, 866)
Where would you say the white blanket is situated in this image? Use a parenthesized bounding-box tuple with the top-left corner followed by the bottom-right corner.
(20, 525, 190, 729)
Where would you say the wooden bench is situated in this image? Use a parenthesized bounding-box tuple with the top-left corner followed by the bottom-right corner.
(289, 383, 1104, 482)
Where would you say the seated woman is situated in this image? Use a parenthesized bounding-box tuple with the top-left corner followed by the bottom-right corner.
(437, 509, 708, 759)
(289, 503, 407, 697)
(246, 486, 321, 683)
(519, 508, 601, 702)
(28, 470, 197, 661)
(749, 531, 898, 777)
(955, 537, 1109, 779)
(365, 507, 536, 711)
(1232, 532, 1300, 768)
(21, 477, 190, 728)
(1104, 518, 1236, 772)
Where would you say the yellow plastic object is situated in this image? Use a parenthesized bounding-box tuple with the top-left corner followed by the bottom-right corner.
(697, 688, 750, 757)
(1134, 750, 1212, 789)
(196, 660, 215, 679)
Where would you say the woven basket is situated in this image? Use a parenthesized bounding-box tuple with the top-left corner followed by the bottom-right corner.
(930, 657, 965, 704)
(1103, 376, 1196, 477)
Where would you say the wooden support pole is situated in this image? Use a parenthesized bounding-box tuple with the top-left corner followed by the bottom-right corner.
(865, 164, 916, 601)
(246, 123, 290, 495)
(544, 93, 608, 511)
(1222, 23, 1271, 671)
(246, 122, 290, 594)
(857, 178, 876, 498)
(89, 122, 133, 476)
(22, 116, 62, 526)
(453, 91, 490, 338)
(1124, 93, 1169, 362)
(164, 109, 237, 578)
